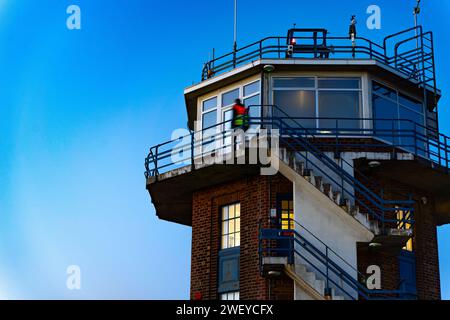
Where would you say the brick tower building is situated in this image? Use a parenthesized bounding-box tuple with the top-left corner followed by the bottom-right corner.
(145, 26, 448, 300)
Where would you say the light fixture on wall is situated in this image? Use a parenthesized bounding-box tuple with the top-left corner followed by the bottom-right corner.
(368, 161, 381, 168)
(263, 65, 275, 73)
(369, 242, 382, 248)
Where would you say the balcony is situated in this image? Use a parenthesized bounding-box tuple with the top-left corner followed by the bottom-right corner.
(145, 106, 450, 226)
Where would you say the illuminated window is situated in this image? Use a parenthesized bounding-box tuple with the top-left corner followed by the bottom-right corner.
(281, 200, 294, 230)
(397, 210, 413, 252)
(221, 203, 241, 249)
(220, 291, 239, 300)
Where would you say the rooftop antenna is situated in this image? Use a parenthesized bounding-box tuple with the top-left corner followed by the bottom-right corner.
(232, 0, 238, 67)
(233, 0, 237, 52)
(413, 0, 421, 48)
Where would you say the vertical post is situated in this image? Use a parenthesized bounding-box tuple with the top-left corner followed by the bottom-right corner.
(191, 131, 195, 171)
(414, 123, 418, 157)
(325, 247, 330, 298)
(391, 120, 397, 160)
(233, 0, 237, 68)
(445, 136, 449, 171)
(334, 119, 340, 159)
(154, 145, 159, 182)
(340, 159, 345, 206)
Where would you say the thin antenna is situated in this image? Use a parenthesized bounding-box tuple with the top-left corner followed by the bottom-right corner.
(233, 0, 237, 51)
(413, 0, 421, 48)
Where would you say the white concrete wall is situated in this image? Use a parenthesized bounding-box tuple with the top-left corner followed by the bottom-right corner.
(277, 159, 374, 299)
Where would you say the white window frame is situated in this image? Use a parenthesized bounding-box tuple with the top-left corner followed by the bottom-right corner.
(220, 291, 240, 300)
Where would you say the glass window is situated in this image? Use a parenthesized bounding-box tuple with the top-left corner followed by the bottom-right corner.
(372, 82, 397, 101)
(273, 77, 315, 88)
(220, 291, 240, 300)
(221, 203, 240, 250)
(397, 210, 413, 252)
(280, 200, 294, 230)
(222, 88, 240, 107)
(203, 97, 217, 112)
(372, 95, 398, 143)
(244, 94, 260, 130)
(202, 110, 217, 131)
(318, 91, 361, 129)
(244, 81, 260, 97)
(399, 93, 423, 113)
(273, 90, 316, 128)
(318, 78, 360, 89)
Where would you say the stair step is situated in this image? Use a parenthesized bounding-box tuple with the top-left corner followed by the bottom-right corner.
(314, 279, 325, 295)
(314, 176, 324, 192)
(349, 205, 359, 217)
(333, 191, 342, 205)
(323, 183, 334, 199)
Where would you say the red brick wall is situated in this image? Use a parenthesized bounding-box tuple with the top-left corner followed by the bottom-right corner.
(414, 197, 441, 300)
(356, 172, 442, 300)
(190, 174, 293, 300)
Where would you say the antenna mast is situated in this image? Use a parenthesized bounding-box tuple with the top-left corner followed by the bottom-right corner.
(414, 0, 421, 48)
(234, 0, 237, 52)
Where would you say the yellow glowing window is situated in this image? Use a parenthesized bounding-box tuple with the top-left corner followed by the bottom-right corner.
(397, 210, 413, 252)
(281, 200, 294, 230)
(221, 203, 241, 249)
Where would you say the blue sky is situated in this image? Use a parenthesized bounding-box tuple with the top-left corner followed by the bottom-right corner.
(0, 0, 448, 299)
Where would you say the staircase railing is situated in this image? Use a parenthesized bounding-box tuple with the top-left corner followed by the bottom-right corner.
(259, 220, 417, 300)
(251, 105, 415, 229)
(143, 108, 440, 228)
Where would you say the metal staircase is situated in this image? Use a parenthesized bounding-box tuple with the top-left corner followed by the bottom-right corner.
(259, 220, 416, 300)
(257, 105, 415, 233)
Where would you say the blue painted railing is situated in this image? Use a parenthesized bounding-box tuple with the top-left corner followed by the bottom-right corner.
(201, 26, 437, 108)
(145, 106, 450, 225)
(258, 220, 417, 300)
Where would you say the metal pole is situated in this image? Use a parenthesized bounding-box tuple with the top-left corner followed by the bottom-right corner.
(414, 0, 421, 48)
(233, 0, 237, 67)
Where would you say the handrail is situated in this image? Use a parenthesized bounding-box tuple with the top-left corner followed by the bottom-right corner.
(201, 26, 437, 99)
(251, 105, 415, 227)
(259, 222, 417, 300)
(143, 108, 439, 227)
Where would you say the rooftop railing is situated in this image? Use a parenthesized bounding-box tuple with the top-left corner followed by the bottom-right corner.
(201, 26, 437, 107)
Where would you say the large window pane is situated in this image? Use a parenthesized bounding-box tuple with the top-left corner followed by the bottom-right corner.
(244, 94, 260, 131)
(318, 78, 360, 89)
(399, 93, 423, 113)
(221, 203, 241, 250)
(222, 89, 239, 107)
(273, 90, 316, 128)
(373, 82, 397, 101)
(202, 110, 218, 152)
(244, 81, 260, 97)
(318, 91, 361, 130)
(273, 77, 315, 89)
(399, 106, 425, 154)
(203, 97, 217, 112)
(372, 95, 398, 143)
(202, 110, 217, 130)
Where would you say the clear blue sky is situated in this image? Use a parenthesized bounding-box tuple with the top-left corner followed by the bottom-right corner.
(0, 0, 448, 299)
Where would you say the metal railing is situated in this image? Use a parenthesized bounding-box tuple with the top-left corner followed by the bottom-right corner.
(258, 220, 417, 300)
(201, 27, 437, 103)
(143, 105, 442, 228)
